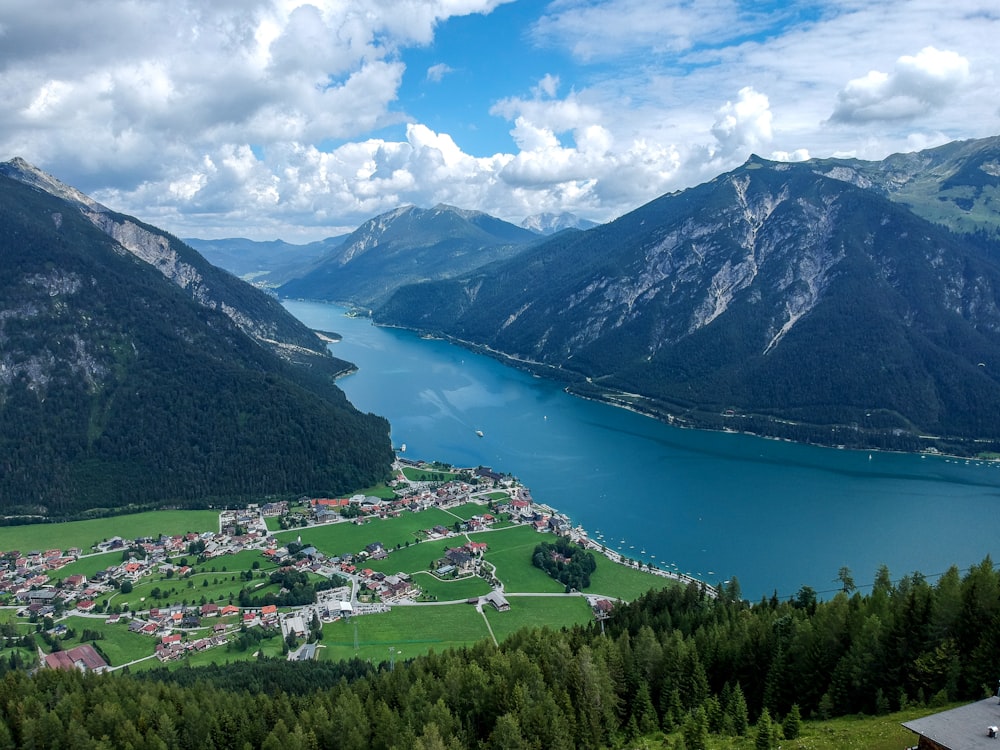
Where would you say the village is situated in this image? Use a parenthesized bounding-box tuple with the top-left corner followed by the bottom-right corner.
(0, 458, 654, 674)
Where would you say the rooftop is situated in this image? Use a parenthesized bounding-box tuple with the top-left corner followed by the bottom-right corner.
(902, 697, 1000, 749)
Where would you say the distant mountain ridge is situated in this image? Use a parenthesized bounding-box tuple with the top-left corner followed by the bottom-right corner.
(813, 135, 1000, 241)
(375, 140, 1000, 453)
(0, 159, 392, 517)
(277, 203, 542, 307)
(185, 235, 346, 287)
(521, 211, 598, 234)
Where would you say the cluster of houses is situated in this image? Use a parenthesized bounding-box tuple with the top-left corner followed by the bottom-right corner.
(0, 547, 95, 616)
(435, 540, 489, 577)
(10, 460, 604, 676)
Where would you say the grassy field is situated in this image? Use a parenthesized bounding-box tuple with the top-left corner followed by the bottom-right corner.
(0, 510, 220, 554)
(441, 501, 491, 520)
(400, 466, 460, 482)
(44, 552, 121, 583)
(320, 604, 490, 663)
(477, 527, 567, 594)
(649, 704, 946, 749)
(588, 555, 676, 601)
(410, 572, 492, 601)
(485, 595, 594, 642)
(353, 483, 399, 500)
(59, 615, 157, 666)
(273, 509, 459, 555)
(109, 550, 283, 611)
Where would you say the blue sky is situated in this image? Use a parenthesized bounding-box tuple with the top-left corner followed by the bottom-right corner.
(1, 0, 998, 241)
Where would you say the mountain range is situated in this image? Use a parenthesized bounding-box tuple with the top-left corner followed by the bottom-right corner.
(184, 235, 345, 288)
(373, 138, 1000, 452)
(276, 204, 543, 307)
(0, 158, 393, 518)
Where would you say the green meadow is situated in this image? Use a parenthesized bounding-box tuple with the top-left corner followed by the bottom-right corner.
(0, 510, 220, 554)
(484, 595, 594, 643)
(320, 604, 490, 663)
(58, 615, 157, 666)
(273, 508, 459, 555)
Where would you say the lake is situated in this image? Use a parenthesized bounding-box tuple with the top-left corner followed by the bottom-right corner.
(285, 300, 1000, 600)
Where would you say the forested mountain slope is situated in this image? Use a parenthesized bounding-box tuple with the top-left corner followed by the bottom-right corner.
(278, 204, 543, 307)
(0, 167, 392, 517)
(376, 156, 1000, 452)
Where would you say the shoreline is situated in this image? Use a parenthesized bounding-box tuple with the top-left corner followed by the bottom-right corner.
(368, 314, 998, 460)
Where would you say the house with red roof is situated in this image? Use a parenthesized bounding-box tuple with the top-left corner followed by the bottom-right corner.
(44, 644, 108, 673)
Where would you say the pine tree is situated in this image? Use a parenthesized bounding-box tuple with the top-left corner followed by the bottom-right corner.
(727, 683, 749, 736)
(681, 707, 709, 750)
(782, 703, 802, 740)
(755, 708, 774, 750)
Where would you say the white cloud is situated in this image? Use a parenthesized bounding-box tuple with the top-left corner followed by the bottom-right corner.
(531, 0, 746, 61)
(426, 63, 455, 83)
(1, 0, 998, 240)
(830, 47, 971, 123)
(711, 87, 773, 157)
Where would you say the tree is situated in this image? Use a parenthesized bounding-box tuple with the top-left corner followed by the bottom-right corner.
(755, 708, 775, 750)
(120, 579, 133, 594)
(782, 703, 802, 740)
(837, 566, 856, 594)
(726, 683, 749, 736)
(681, 706, 709, 750)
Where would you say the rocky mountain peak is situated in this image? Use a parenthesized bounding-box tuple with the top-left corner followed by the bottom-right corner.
(0, 157, 107, 212)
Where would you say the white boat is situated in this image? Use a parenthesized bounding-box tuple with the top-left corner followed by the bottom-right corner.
(475, 430, 484, 437)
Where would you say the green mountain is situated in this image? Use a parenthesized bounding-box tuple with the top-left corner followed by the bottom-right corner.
(376, 152, 1000, 452)
(814, 135, 1000, 242)
(0, 160, 393, 518)
(278, 204, 543, 307)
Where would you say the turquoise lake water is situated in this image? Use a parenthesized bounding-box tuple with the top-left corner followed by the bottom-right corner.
(285, 300, 1000, 600)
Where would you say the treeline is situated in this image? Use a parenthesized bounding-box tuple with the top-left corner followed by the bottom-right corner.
(1, 559, 998, 749)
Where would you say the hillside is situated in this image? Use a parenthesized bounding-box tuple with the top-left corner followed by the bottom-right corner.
(0, 165, 393, 517)
(815, 135, 1000, 243)
(278, 204, 542, 307)
(375, 153, 1000, 452)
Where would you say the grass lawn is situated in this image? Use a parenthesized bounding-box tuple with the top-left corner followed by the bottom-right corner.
(650, 704, 946, 749)
(111, 564, 281, 612)
(442, 501, 491, 520)
(588, 555, 677, 601)
(354, 483, 400, 499)
(320, 604, 490, 663)
(274, 509, 459, 556)
(0, 511, 220, 555)
(485, 595, 594, 643)
(400, 467, 460, 482)
(476, 527, 565, 594)
(46, 552, 122, 582)
(58, 615, 155, 666)
(410, 573, 492, 601)
(365, 541, 446, 575)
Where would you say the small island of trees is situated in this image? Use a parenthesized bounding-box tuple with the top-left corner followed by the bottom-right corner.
(532, 536, 597, 592)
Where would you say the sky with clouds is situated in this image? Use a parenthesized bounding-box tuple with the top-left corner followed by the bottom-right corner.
(1, 0, 998, 241)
